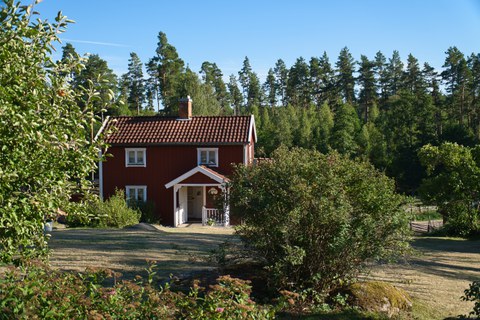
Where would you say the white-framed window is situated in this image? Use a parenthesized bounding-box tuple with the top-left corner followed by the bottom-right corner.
(125, 185, 147, 202)
(197, 148, 218, 167)
(125, 148, 146, 167)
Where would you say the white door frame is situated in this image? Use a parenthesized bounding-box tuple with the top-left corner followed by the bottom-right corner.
(173, 183, 219, 226)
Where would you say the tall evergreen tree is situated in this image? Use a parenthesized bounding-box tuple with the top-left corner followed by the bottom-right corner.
(145, 59, 161, 112)
(374, 51, 389, 106)
(263, 68, 277, 108)
(176, 67, 222, 116)
(149, 31, 185, 114)
(423, 62, 444, 137)
(74, 54, 118, 116)
(238, 57, 262, 110)
(403, 53, 425, 95)
(200, 61, 229, 112)
(442, 46, 471, 126)
(357, 55, 377, 123)
(125, 52, 145, 115)
(468, 53, 480, 138)
(274, 59, 289, 106)
(227, 74, 243, 115)
(335, 47, 356, 104)
(317, 52, 337, 105)
(287, 57, 311, 107)
(386, 50, 404, 96)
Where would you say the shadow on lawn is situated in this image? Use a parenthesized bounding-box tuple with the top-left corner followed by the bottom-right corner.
(412, 237, 480, 254)
(48, 228, 235, 280)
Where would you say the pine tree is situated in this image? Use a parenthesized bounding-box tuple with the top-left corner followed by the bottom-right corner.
(263, 68, 277, 108)
(357, 55, 377, 123)
(386, 50, 404, 96)
(374, 51, 389, 106)
(176, 67, 221, 116)
(227, 74, 243, 115)
(238, 57, 262, 110)
(149, 31, 185, 114)
(274, 59, 288, 106)
(287, 57, 311, 107)
(145, 59, 161, 112)
(74, 54, 118, 116)
(335, 47, 356, 104)
(125, 52, 145, 115)
(200, 61, 230, 112)
(468, 53, 480, 138)
(442, 46, 471, 126)
(403, 53, 425, 96)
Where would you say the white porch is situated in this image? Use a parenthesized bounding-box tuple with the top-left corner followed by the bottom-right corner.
(165, 166, 230, 227)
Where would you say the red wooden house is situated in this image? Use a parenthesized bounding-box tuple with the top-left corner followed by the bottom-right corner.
(97, 97, 256, 226)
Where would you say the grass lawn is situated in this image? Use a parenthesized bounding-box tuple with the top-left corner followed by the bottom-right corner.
(48, 226, 479, 319)
(364, 237, 480, 319)
(48, 224, 237, 279)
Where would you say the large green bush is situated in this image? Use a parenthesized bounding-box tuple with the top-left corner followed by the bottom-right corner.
(418, 143, 480, 237)
(229, 147, 410, 294)
(66, 190, 140, 228)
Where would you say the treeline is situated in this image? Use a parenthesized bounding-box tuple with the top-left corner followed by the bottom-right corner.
(62, 33, 480, 193)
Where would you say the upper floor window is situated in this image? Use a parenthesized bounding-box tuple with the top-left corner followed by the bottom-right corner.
(126, 185, 147, 202)
(198, 148, 218, 167)
(125, 148, 146, 167)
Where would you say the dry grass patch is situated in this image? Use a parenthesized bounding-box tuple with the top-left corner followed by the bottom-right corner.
(364, 237, 480, 319)
(48, 224, 236, 279)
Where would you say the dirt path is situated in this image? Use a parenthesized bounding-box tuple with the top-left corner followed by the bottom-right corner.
(48, 224, 236, 279)
(364, 237, 480, 319)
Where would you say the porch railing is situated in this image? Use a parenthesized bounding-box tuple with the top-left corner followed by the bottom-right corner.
(202, 207, 228, 226)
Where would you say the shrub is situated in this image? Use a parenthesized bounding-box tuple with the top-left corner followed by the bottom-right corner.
(66, 190, 140, 228)
(0, 261, 274, 319)
(463, 281, 480, 318)
(229, 147, 410, 295)
(130, 200, 159, 224)
(418, 143, 480, 237)
(96, 190, 141, 228)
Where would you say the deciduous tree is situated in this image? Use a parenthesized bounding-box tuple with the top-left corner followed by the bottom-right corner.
(0, 1, 105, 262)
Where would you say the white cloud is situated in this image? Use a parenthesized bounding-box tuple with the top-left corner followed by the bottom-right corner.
(61, 38, 129, 48)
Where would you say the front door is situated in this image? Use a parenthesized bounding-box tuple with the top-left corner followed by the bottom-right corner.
(178, 187, 188, 224)
(187, 186, 203, 221)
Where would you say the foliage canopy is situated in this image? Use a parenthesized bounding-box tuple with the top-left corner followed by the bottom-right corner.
(0, 0, 105, 262)
(229, 147, 410, 294)
(418, 142, 480, 236)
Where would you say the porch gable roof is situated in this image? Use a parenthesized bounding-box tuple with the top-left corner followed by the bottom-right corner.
(165, 165, 229, 189)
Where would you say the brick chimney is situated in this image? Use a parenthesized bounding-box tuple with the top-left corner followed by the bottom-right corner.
(178, 96, 192, 119)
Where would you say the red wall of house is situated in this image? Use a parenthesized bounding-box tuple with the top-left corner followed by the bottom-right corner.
(102, 144, 244, 226)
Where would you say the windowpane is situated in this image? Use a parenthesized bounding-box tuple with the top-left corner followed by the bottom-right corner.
(128, 151, 135, 164)
(136, 151, 144, 164)
(137, 188, 144, 201)
(127, 188, 135, 200)
(200, 151, 207, 164)
(208, 151, 216, 165)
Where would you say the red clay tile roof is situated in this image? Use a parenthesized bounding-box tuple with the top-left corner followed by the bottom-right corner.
(100, 115, 255, 145)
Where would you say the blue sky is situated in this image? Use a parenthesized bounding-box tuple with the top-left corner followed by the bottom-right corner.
(35, 0, 480, 80)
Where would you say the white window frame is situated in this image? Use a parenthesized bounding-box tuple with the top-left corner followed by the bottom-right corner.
(125, 185, 147, 202)
(125, 148, 146, 167)
(197, 148, 219, 167)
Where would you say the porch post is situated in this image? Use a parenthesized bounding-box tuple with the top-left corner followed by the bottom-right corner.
(173, 185, 179, 226)
(222, 185, 230, 226)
